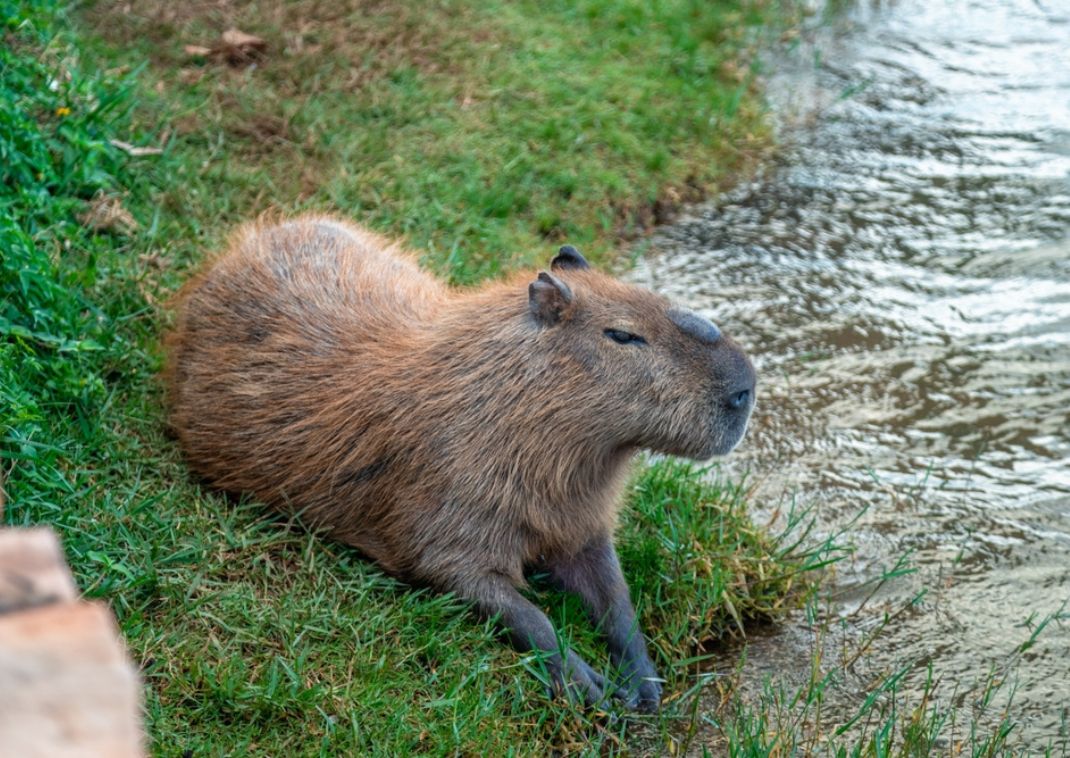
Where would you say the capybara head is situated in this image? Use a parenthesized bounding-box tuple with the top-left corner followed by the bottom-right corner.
(527, 246, 756, 460)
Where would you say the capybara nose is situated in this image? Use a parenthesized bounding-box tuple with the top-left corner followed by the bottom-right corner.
(720, 347, 756, 412)
(728, 388, 751, 410)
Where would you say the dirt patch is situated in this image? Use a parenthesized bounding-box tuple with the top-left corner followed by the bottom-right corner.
(86, 0, 494, 180)
(89, 0, 481, 91)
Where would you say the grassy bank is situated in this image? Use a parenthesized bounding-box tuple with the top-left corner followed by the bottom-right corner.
(1, 0, 805, 753)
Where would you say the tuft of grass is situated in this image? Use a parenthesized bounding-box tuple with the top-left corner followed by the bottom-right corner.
(622, 459, 812, 654)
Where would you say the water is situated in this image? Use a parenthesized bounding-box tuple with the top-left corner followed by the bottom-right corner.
(632, 0, 1070, 747)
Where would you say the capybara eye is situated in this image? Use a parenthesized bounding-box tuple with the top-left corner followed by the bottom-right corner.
(604, 328, 647, 346)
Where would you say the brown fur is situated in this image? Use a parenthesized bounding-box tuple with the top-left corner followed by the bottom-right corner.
(165, 215, 755, 708)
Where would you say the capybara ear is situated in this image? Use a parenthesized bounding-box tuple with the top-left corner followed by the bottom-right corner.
(528, 271, 574, 325)
(551, 245, 590, 271)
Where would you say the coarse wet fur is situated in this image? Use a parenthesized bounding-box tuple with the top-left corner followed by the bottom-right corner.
(165, 216, 756, 711)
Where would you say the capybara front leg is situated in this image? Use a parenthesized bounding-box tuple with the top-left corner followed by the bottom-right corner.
(454, 571, 616, 707)
(548, 533, 662, 712)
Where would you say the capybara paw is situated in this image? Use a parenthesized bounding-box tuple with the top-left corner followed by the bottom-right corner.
(548, 653, 618, 709)
(619, 661, 663, 713)
(632, 677, 663, 713)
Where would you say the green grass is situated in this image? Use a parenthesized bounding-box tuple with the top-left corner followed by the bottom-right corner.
(706, 596, 1070, 756)
(1, 0, 1055, 755)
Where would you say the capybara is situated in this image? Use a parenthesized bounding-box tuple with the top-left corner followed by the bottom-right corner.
(165, 216, 756, 711)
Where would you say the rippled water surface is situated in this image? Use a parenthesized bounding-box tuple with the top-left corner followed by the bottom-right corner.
(633, 0, 1070, 746)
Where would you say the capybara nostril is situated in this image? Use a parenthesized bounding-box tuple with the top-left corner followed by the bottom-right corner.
(728, 388, 751, 410)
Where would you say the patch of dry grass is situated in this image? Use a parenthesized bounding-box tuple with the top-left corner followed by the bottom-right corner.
(85, 0, 773, 283)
